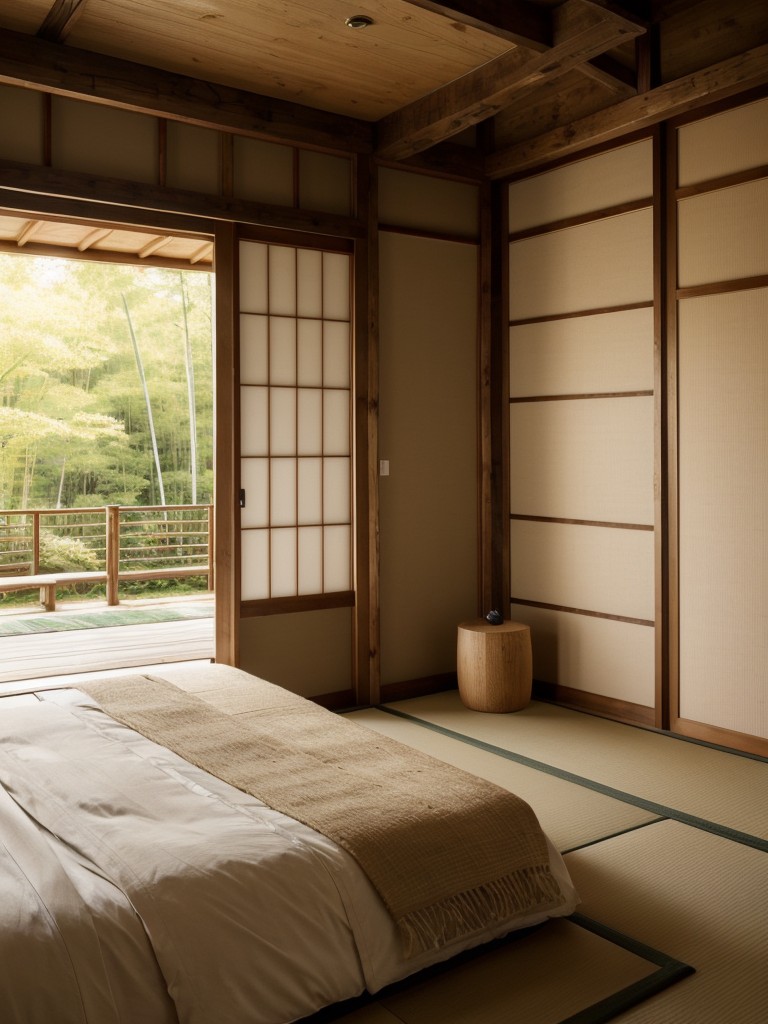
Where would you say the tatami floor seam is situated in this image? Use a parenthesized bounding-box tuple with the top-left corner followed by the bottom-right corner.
(376, 705, 768, 854)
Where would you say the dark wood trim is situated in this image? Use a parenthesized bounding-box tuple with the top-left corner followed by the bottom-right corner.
(510, 300, 654, 327)
(653, 123, 671, 731)
(502, 126, 655, 187)
(508, 196, 653, 243)
(292, 149, 300, 210)
(219, 133, 234, 199)
(496, 182, 511, 614)
(675, 163, 768, 201)
(0, 160, 365, 239)
(400, 0, 551, 51)
(581, 52, 638, 98)
(234, 223, 355, 253)
(487, 43, 768, 179)
(666, 121, 681, 735)
(311, 688, 357, 711)
(157, 120, 167, 189)
(510, 514, 653, 531)
(380, 673, 458, 704)
(213, 222, 239, 667)
(0, 194, 214, 238)
(352, 154, 380, 707)
(393, 142, 486, 185)
(0, 28, 373, 155)
(510, 390, 654, 402)
(36, 0, 89, 43)
(478, 180, 493, 614)
(378, 224, 479, 245)
(511, 598, 654, 628)
(676, 274, 768, 301)
(666, 82, 768, 132)
(376, 1, 644, 161)
(671, 716, 768, 759)
(240, 591, 356, 617)
(42, 92, 52, 167)
(533, 680, 656, 727)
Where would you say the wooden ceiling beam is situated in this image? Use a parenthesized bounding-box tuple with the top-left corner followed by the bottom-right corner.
(579, 53, 638, 97)
(0, 28, 373, 155)
(399, 0, 551, 50)
(77, 226, 112, 251)
(487, 41, 768, 178)
(190, 241, 214, 266)
(37, 0, 90, 44)
(376, 0, 646, 161)
(138, 235, 173, 259)
(0, 159, 366, 239)
(16, 219, 42, 246)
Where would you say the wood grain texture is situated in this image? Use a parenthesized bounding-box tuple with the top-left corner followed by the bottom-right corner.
(377, 0, 645, 159)
(488, 43, 768, 177)
(0, 27, 373, 154)
(457, 618, 532, 712)
(59, 0, 513, 121)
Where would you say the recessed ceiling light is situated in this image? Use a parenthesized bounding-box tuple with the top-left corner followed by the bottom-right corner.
(345, 15, 374, 29)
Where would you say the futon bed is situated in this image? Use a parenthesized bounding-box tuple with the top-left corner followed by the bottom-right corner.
(0, 664, 578, 1023)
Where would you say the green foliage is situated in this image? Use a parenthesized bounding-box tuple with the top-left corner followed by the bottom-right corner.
(38, 532, 101, 573)
(0, 254, 213, 511)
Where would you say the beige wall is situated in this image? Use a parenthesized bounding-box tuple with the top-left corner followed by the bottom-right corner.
(377, 175, 479, 685)
(239, 608, 352, 698)
(0, 84, 352, 216)
(676, 97, 768, 741)
(507, 139, 656, 710)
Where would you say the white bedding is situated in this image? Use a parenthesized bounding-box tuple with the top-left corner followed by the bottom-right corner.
(0, 680, 578, 1024)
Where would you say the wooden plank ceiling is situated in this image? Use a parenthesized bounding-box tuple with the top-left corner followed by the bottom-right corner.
(0, 1, 766, 263)
(0, 210, 214, 269)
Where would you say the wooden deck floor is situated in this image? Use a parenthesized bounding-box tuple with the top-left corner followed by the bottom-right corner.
(0, 598, 214, 692)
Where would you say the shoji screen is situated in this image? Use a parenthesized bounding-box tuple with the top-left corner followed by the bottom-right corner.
(507, 139, 656, 716)
(675, 97, 768, 749)
(239, 240, 352, 604)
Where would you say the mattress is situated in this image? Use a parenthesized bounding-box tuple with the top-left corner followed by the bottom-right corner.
(0, 665, 578, 1023)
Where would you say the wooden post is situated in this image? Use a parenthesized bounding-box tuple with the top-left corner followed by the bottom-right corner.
(106, 505, 120, 605)
(207, 503, 215, 591)
(32, 511, 40, 573)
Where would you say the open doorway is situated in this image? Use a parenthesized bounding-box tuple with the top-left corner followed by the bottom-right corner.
(0, 213, 216, 684)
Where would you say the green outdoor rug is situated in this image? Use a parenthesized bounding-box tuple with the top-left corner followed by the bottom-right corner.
(0, 604, 213, 637)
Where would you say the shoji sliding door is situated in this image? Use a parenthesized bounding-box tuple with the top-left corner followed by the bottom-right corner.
(236, 235, 356, 699)
(673, 96, 768, 754)
(239, 239, 353, 603)
(507, 139, 658, 722)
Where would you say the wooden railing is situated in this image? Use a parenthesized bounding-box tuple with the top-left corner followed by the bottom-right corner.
(0, 504, 213, 605)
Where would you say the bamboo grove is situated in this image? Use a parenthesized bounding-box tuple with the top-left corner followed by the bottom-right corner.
(0, 253, 214, 513)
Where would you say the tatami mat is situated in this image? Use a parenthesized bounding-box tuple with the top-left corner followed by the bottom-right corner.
(378, 919, 665, 1024)
(382, 692, 768, 843)
(564, 820, 768, 1022)
(324, 914, 688, 1024)
(348, 708, 659, 854)
(337, 696, 768, 1024)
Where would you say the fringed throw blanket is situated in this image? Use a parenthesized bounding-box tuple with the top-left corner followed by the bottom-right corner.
(79, 673, 566, 957)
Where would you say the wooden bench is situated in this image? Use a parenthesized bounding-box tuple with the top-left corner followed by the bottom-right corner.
(0, 570, 108, 611)
(0, 568, 208, 611)
(0, 574, 58, 612)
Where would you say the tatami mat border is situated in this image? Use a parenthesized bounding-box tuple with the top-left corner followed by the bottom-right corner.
(375, 706, 768, 853)
(564, 914, 695, 1024)
(300, 914, 694, 1024)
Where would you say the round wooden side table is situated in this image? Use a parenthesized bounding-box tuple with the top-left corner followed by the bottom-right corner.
(456, 618, 532, 713)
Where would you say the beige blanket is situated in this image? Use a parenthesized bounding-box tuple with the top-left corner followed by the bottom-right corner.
(80, 673, 566, 956)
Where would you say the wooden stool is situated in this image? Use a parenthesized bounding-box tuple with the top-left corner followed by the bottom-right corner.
(456, 619, 532, 713)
